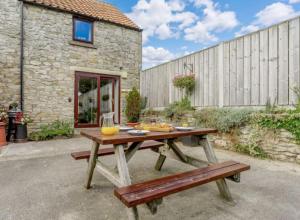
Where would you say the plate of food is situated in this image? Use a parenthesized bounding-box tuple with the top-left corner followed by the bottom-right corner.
(175, 127, 195, 131)
(128, 130, 150, 136)
(135, 123, 174, 132)
(119, 126, 134, 131)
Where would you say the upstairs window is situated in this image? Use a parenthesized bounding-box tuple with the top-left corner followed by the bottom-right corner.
(73, 17, 93, 43)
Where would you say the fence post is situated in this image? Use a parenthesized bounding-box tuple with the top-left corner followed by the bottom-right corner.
(218, 42, 224, 108)
(168, 67, 172, 104)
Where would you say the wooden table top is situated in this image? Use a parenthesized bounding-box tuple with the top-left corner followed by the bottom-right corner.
(80, 128, 218, 145)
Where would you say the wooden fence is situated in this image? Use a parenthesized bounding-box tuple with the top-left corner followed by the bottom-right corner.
(141, 17, 300, 108)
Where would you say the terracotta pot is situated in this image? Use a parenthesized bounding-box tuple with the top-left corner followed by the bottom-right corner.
(0, 122, 7, 147)
(126, 122, 140, 127)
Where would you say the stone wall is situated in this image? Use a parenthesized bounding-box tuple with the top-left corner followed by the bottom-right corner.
(0, 1, 142, 129)
(211, 126, 300, 164)
(20, 4, 142, 129)
(0, 0, 21, 106)
(140, 111, 300, 164)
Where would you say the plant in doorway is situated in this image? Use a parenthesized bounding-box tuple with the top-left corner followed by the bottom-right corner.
(125, 87, 141, 127)
(0, 106, 8, 147)
(102, 94, 110, 102)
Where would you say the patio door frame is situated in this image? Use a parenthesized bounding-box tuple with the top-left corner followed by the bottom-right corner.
(74, 71, 121, 128)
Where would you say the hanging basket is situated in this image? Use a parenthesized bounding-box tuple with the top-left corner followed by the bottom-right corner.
(173, 74, 196, 95)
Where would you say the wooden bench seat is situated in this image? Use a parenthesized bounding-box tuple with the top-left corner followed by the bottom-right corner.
(71, 140, 164, 160)
(114, 160, 250, 207)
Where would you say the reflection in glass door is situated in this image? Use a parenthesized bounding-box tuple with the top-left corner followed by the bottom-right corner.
(100, 78, 119, 124)
(76, 76, 98, 126)
(75, 72, 120, 128)
(100, 78, 114, 115)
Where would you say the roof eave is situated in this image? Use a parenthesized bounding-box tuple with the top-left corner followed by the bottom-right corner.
(19, 0, 143, 32)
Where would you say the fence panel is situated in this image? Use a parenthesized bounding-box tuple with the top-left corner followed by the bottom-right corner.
(141, 17, 300, 108)
(289, 18, 300, 104)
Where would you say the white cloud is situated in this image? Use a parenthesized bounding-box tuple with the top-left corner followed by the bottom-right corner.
(127, 0, 239, 44)
(194, 0, 214, 8)
(127, 0, 198, 43)
(155, 24, 174, 39)
(185, 22, 218, 42)
(184, 0, 238, 43)
(235, 25, 259, 37)
(236, 2, 300, 36)
(174, 12, 198, 29)
(289, 0, 300, 4)
(168, 0, 185, 11)
(143, 46, 175, 68)
(255, 2, 299, 26)
(143, 46, 193, 68)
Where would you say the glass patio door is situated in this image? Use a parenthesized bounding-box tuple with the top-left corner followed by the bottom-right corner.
(75, 74, 99, 127)
(75, 72, 120, 128)
(100, 78, 114, 115)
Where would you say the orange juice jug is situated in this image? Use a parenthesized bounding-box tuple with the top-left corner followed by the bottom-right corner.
(101, 112, 118, 135)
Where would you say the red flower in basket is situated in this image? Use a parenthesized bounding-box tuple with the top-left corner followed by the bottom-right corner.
(15, 112, 32, 125)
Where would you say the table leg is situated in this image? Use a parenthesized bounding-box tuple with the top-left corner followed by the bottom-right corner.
(167, 139, 188, 162)
(114, 142, 143, 172)
(155, 139, 209, 171)
(199, 136, 234, 202)
(114, 144, 139, 220)
(125, 142, 143, 163)
(154, 154, 167, 171)
(85, 141, 100, 189)
(154, 140, 168, 171)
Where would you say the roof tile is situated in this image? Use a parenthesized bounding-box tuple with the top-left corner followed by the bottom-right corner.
(22, 0, 141, 31)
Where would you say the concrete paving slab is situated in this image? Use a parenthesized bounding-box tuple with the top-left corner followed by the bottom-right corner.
(0, 138, 299, 220)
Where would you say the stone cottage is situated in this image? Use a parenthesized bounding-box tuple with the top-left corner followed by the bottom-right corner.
(0, 0, 142, 129)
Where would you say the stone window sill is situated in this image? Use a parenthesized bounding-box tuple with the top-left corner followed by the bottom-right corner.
(69, 40, 97, 49)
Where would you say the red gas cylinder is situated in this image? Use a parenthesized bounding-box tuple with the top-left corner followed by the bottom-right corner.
(0, 122, 7, 147)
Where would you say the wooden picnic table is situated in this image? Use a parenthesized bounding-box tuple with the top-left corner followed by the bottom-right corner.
(80, 128, 248, 220)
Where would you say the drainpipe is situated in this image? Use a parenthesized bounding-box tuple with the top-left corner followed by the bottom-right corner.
(20, 1, 24, 111)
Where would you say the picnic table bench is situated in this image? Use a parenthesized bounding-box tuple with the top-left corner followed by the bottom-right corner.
(71, 140, 164, 160)
(72, 128, 250, 220)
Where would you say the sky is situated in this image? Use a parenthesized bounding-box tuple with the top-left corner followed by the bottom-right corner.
(104, 0, 300, 69)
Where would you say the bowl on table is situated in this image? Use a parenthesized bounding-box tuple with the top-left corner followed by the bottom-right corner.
(128, 130, 150, 136)
(119, 126, 134, 132)
(175, 127, 195, 131)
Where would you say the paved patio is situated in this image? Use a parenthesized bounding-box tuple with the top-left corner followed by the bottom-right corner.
(0, 137, 299, 220)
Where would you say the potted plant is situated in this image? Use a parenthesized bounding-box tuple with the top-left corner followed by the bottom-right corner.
(0, 106, 8, 147)
(125, 87, 141, 127)
(14, 112, 32, 143)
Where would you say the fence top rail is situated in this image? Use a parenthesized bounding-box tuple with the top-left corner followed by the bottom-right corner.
(142, 44, 219, 72)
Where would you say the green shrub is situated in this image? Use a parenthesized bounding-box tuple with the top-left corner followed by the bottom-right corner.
(140, 96, 148, 110)
(142, 108, 160, 117)
(234, 143, 268, 158)
(265, 97, 277, 113)
(164, 97, 195, 120)
(292, 86, 300, 111)
(194, 108, 254, 132)
(29, 120, 74, 141)
(252, 111, 300, 143)
(125, 87, 141, 123)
